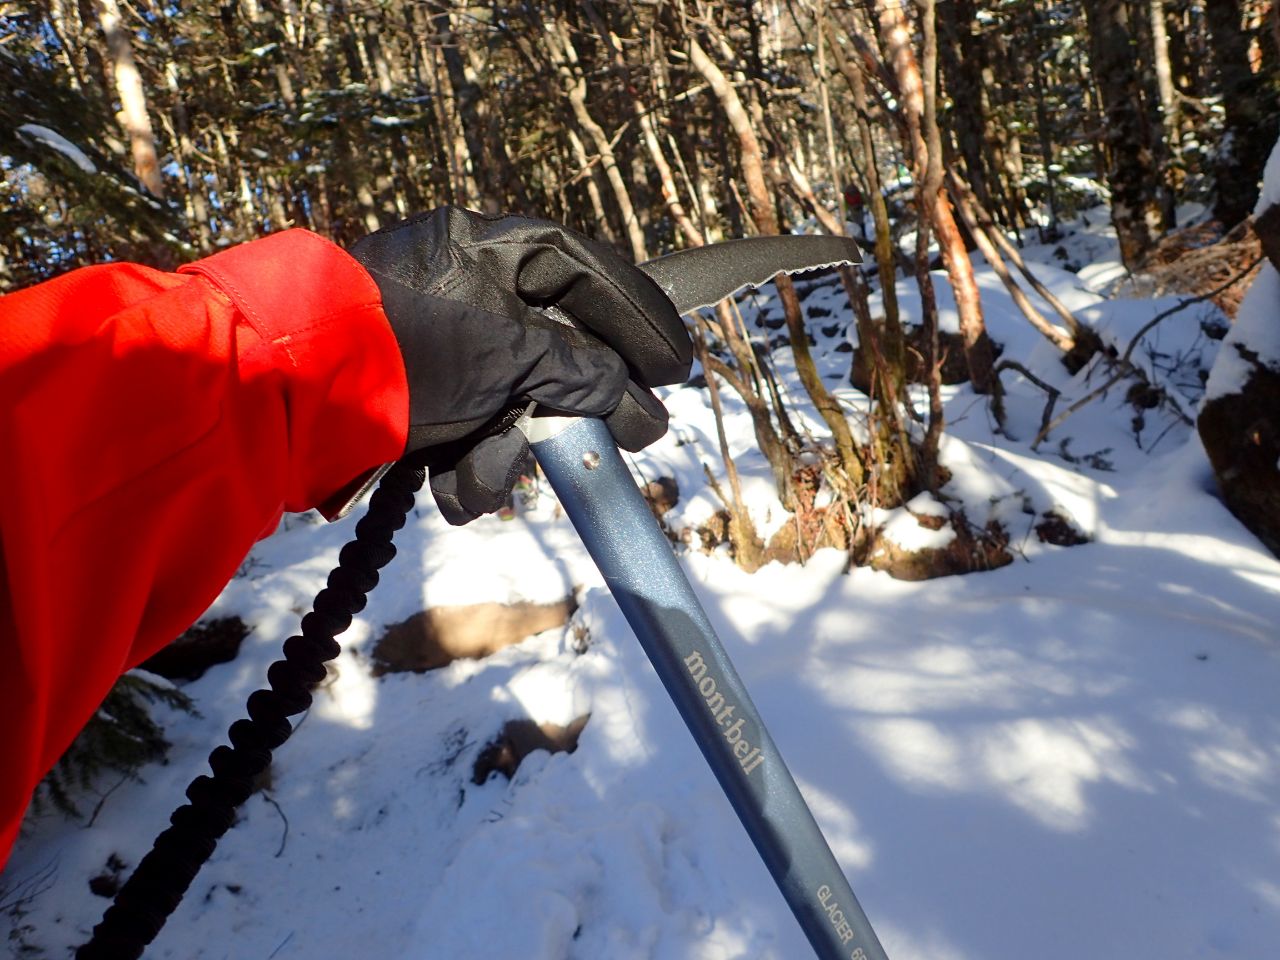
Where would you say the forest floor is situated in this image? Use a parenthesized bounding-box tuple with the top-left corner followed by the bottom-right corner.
(5, 204, 1280, 959)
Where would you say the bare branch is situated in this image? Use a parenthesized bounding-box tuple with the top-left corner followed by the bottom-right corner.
(1033, 256, 1263, 446)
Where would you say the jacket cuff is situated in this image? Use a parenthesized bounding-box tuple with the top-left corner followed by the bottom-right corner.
(179, 230, 409, 514)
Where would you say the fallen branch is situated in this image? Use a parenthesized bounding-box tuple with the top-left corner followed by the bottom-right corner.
(993, 359, 1061, 440)
(85, 774, 130, 829)
(0, 857, 58, 914)
(263, 792, 289, 858)
(1032, 256, 1263, 447)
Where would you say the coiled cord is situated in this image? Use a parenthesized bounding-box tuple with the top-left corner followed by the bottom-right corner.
(77, 461, 425, 960)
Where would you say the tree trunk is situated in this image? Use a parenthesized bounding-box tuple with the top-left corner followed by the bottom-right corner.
(1205, 0, 1280, 227)
(692, 324, 767, 572)
(43, 0, 86, 91)
(583, 3, 700, 247)
(426, 12, 479, 208)
(548, 18, 647, 261)
(936, 0, 994, 214)
(96, 0, 164, 196)
(948, 171, 1091, 346)
(1082, 0, 1169, 267)
(878, 0, 995, 393)
(1148, 0, 1181, 178)
(948, 176, 1075, 352)
(434, 10, 497, 210)
(981, 28, 1030, 231)
(162, 60, 210, 251)
(565, 127, 616, 245)
(1028, 3, 1061, 234)
(1138, 0, 1179, 227)
(823, 20, 909, 402)
(917, 0, 946, 488)
(688, 33, 864, 485)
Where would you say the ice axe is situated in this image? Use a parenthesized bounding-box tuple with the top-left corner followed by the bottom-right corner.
(521, 235, 889, 960)
(79, 236, 888, 960)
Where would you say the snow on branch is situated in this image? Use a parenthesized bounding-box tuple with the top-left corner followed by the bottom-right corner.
(16, 123, 97, 174)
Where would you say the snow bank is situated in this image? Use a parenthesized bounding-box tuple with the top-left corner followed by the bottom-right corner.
(1204, 136, 1280, 401)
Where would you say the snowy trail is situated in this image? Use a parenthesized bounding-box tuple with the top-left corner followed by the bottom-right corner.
(12, 435, 1277, 960)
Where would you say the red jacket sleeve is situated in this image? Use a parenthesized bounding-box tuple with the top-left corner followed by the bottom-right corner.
(0, 230, 408, 869)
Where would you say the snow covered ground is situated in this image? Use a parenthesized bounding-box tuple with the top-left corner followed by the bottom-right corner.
(5, 214, 1280, 960)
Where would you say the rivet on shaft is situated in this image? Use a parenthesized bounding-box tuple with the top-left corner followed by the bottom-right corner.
(582, 451, 601, 470)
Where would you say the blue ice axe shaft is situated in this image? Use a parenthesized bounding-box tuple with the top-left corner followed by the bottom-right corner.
(521, 411, 889, 960)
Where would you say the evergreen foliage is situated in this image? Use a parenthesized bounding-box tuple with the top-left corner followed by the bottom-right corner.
(35, 672, 196, 821)
(0, 42, 182, 286)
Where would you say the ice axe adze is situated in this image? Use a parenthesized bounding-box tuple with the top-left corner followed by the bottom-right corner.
(521, 235, 889, 960)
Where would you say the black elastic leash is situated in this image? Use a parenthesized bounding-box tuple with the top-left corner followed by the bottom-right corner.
(77, 461, 425, 960)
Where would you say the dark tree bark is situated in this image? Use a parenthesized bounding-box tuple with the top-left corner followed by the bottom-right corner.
(1082, 0, 1169, 267)
(936, 0, 994, 215)
(1205, 0, 1280, 227)
(1028, 3, 1061, 234)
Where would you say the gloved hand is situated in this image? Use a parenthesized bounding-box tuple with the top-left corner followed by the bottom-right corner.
(350, 207, 692, 524)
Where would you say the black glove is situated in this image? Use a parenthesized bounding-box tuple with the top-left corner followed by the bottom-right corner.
(349, 207, 692, 524)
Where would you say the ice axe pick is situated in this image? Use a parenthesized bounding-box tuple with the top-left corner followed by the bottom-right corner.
(519, 236, 890, 960)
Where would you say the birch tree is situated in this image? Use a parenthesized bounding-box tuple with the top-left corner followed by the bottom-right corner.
(96, 0, 164, 196)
